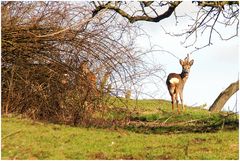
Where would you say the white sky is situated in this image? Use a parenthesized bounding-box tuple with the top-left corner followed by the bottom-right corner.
(134, 1, 239, 112)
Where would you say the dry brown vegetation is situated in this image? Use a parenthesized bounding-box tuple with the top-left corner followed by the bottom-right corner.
(2, 2, 162, 126)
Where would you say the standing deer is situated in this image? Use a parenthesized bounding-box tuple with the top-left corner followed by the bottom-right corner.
(79, 60, 99, 97)
(166, 54, 194, 113)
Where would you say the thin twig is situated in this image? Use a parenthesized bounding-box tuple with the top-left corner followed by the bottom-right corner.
(162, 115, 173, 124)
(208, 8, 221, 45)
(2, 130, 22, 140)
(28, 9, 107, 38)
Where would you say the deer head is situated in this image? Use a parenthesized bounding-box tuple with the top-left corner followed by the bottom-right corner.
(179, 54, 194, 78)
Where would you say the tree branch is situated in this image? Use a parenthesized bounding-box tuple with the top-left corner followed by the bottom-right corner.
(92, 2, 182, 23)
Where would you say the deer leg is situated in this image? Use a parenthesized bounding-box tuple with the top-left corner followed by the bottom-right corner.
(171, 94, 175, 111)
(168, 85, 175, 112)
(180, 92, 185, 111)
(175, 93, 180, 114)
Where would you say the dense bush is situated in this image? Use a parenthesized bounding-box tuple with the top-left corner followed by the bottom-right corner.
(2, 2, 143, 126)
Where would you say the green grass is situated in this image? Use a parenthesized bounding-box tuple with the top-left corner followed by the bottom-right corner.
(1, 116, 239, 160)
(109, 97, 170, 111)
(108, 98, 238, 134)
(1, 98, 239, 159)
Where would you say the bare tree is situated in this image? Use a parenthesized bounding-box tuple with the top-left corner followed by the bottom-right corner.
(91, 1, 238, 50)
(92, 1, 182, 23)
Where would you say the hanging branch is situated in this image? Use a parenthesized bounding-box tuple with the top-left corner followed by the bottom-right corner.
(92, 1, 182, 23)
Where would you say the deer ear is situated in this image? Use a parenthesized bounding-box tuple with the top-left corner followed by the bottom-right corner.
(189, 59, 194, 66)
(179, 59, 184, 66)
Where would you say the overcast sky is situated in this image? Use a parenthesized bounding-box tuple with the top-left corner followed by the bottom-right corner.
(134, 1, 239, 112)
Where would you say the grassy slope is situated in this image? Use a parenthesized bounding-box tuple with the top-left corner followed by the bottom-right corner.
(1, 117, 238, 160)
(1, 99, 239, 160)
(111, 98, 238, 133)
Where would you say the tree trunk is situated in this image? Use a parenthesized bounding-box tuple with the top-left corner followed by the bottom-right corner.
(209, 80, 239, 112)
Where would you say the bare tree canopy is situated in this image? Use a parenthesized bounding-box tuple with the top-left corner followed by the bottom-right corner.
(91, 1, 239, 49)
(92, 1, 182, 23)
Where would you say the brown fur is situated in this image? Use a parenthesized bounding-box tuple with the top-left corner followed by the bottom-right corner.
(166, 55, 194, 113)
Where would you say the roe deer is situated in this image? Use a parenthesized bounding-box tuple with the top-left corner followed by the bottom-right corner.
(79, 60, 99, 96)
(166, 54, 194, 113)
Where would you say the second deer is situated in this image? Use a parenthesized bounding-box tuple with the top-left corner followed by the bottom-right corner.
(166, 54, 194, 113)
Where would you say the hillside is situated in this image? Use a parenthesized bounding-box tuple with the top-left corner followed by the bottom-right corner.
(109, 98, 238, 133)
(1, 99, 239, 160)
